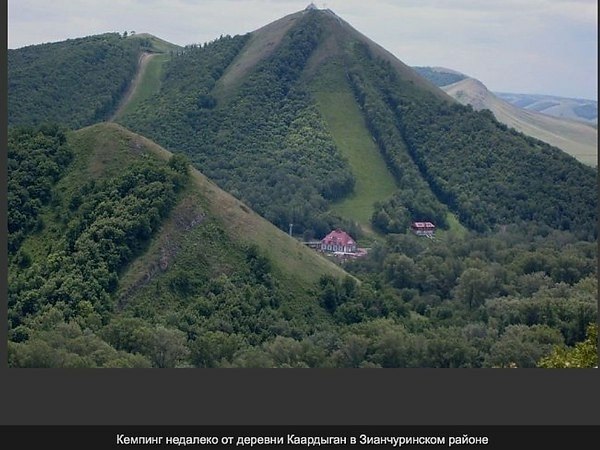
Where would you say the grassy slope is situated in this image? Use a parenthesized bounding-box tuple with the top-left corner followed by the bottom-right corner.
(23, 123, 349, 308)
(213, 11, 303, 102)
(91, 123, 350, 291)
(309, 59, 397, 233)
(129, 33, 182, 53)
(114, 53, 170, 120)
(440, 212, 468, 239)
(305, 13, 461, 237)
(113, 33, 179, 121)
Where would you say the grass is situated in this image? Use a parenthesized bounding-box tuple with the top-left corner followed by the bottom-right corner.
(116, 53, 169, 120)
(213, 11, 302, 103)
(444, 212, 468, 237)
(310, 59, 397, 233)
(91, 123, 352, 290)
(129, 33, 182, 54)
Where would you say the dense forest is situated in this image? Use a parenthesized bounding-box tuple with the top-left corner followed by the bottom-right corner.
(7, 9, 597, 368)
(8, 33, 153, 128)
(347, 42, 597, 237)
(120, 15, 358, 238)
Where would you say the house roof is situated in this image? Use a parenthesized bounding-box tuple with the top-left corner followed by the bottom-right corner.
(412, 222, 436, 229)
(322, 228, 356, 246)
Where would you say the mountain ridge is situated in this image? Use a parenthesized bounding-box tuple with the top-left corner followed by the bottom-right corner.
(442, 77, 597, 166)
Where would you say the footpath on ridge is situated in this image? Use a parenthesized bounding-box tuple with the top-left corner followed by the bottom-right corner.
(111, 51, 158, 121)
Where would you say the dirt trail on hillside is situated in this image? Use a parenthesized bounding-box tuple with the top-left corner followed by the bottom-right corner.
(110, 52, 157, 121)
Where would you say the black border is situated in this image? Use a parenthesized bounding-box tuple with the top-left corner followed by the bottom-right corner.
(1, 1, 599, 427)
(1, 0, 9, 370)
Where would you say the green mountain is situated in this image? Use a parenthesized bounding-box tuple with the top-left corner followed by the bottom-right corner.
(8, 122, 350, 367)
(7, 7, 597, 368)
(117, 8, 596, 239)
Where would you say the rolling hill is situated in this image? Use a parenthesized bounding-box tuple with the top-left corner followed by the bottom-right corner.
(495, 91, 597, 124)
(443, 77, 598, 166)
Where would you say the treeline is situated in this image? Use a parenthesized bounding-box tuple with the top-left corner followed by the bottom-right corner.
(8, 125, 73, 254)
(349, 42, 597, 238)
(344, 54, 449, 233)
(9, 33, 149, 128)
(120, 12, 357, 239)
(8, 126, 191, 365)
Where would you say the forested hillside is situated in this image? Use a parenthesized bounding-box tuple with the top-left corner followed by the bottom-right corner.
(7, 7, 597, 368)
(8, 33, 161, 128)
(120, 9, 597, 240)
(120, 16, 358, 239)
(7, 123, 349, 367)
(346, 43, 597, 237)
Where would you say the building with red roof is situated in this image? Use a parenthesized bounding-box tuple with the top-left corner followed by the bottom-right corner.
(321, 228, 357, 254)
(411, 221, 436, 236)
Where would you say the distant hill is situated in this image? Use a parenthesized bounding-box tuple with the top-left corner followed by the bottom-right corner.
(495, 92, 597, 124)
(414, 66, 597, 166)
(128, 32, 182, 54)
(443, 78, 597, 166)
(412, 66, 467, 88)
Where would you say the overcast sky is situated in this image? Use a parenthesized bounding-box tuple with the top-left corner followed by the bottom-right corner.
(8, 0, 598, 100)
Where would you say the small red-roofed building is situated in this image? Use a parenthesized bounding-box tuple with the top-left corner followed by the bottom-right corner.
(411, 221, 436, 237)
(321, 228, 357, 253)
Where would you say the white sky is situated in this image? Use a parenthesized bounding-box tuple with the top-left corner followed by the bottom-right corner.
(8, 0, 598, 100)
